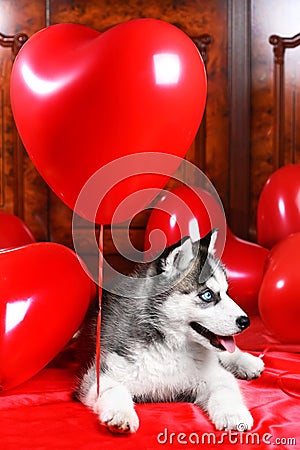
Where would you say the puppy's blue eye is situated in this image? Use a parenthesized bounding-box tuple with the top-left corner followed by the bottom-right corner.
(200, 290, 213, 302)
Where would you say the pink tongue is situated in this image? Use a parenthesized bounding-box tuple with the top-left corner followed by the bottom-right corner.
(219, 336, 236, 353)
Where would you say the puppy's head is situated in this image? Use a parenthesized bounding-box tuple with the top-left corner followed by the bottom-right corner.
(157, 229, 250, 353)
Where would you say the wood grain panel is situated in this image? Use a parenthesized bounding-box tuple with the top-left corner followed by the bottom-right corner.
(0, 45, 15, 213)
(228, 0, 251, 238)
(0, 33, 28, 216)
(0, 0, 48, 240)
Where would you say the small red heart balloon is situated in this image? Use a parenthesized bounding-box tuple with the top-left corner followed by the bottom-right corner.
(0, 243, 95, 391)
(10, 20, 207, 224)
(0, 212, 36, 250)
(144, 186, 212, 252)
(144, 185, 226, 260)
(222, 228, 269, 315)
(257, 164, 300, 248)
(258, 233, 300, 343)
(144, 186, 268, 314)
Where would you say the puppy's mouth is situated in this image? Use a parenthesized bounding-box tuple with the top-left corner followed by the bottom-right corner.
(190, 322, 236, 353)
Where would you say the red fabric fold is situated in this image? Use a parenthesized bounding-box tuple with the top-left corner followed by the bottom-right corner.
(1, 317, 299, 449)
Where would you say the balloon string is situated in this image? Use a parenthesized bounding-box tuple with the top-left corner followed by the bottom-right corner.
(96, 224, 104, 397)
(259, 344, 300, 399)
(277, 371, 300, 399)
(259, 344, 300, 358)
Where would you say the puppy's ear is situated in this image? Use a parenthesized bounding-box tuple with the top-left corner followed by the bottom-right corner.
(157, 236, 197, 274)
(200, 228, 218, 255)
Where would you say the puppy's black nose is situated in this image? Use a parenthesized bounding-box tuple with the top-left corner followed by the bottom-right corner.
(236, 316, 250, 331)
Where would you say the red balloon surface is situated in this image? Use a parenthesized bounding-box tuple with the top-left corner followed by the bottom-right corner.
(222, 228, 269, 315)
(258, 233, 300, 343)
(145, 187, 211, 252)
(0, 243, 96, 391)
(257, 164, 300, 248)
(144, 185, 225, 259)
(0, 212, 36, 250)
(10, 20, 207, 224)
(145, 186, 268, 314)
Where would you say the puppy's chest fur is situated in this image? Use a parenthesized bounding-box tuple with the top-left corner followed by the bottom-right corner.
(103, 341, 214, 403)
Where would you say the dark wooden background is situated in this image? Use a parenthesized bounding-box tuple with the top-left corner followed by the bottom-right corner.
(1, 0, 300, 271)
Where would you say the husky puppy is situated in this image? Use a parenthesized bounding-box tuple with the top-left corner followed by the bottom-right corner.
(74, 230, 264, 433)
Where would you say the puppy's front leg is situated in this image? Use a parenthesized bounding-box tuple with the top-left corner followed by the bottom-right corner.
(196, 367, 253, 431)
(79, 371, 139, 434)
(219, 347, 264, 380)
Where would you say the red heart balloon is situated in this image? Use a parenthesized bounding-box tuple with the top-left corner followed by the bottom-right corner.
(257, 164, 300, 248)
(144, 186, 268, 314)
(144, 185, 226, 260)
(258, 233, 300, 343)
(222, 228, 268, 315)
(144, 186, 213, 252)
(0, 212, 36, 250)
(0, 243, 95, 391)
(10, 20, 207, 224)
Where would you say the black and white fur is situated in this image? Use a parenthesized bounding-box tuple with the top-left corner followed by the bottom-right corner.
(74, 230, 264, 433)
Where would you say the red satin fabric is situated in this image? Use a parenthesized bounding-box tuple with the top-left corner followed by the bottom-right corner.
(1, 317, 299, 450)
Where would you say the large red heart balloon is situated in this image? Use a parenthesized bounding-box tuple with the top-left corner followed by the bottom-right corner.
(258, 233, 300, 343)
(10, 20, 207, 224)
(0, 243, 96, 391)
(257, 164, 300, 248)
(0, 212, 36, 250)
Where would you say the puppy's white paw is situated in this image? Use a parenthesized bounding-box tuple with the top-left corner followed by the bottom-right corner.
(211, 405, 253, 431)
(86, 381, 140, 434)
(220, 351, 264, 380)
(233, 353, 264, 380)
(99, 407, 140, 434)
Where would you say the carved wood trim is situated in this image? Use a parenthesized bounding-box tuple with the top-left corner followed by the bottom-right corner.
(0, 32, 28, 59)
(192, 33, 212, 65)
(0, 31, 28, 218)
(269, 33, 300, 169)
(270, 33, 300, 64)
